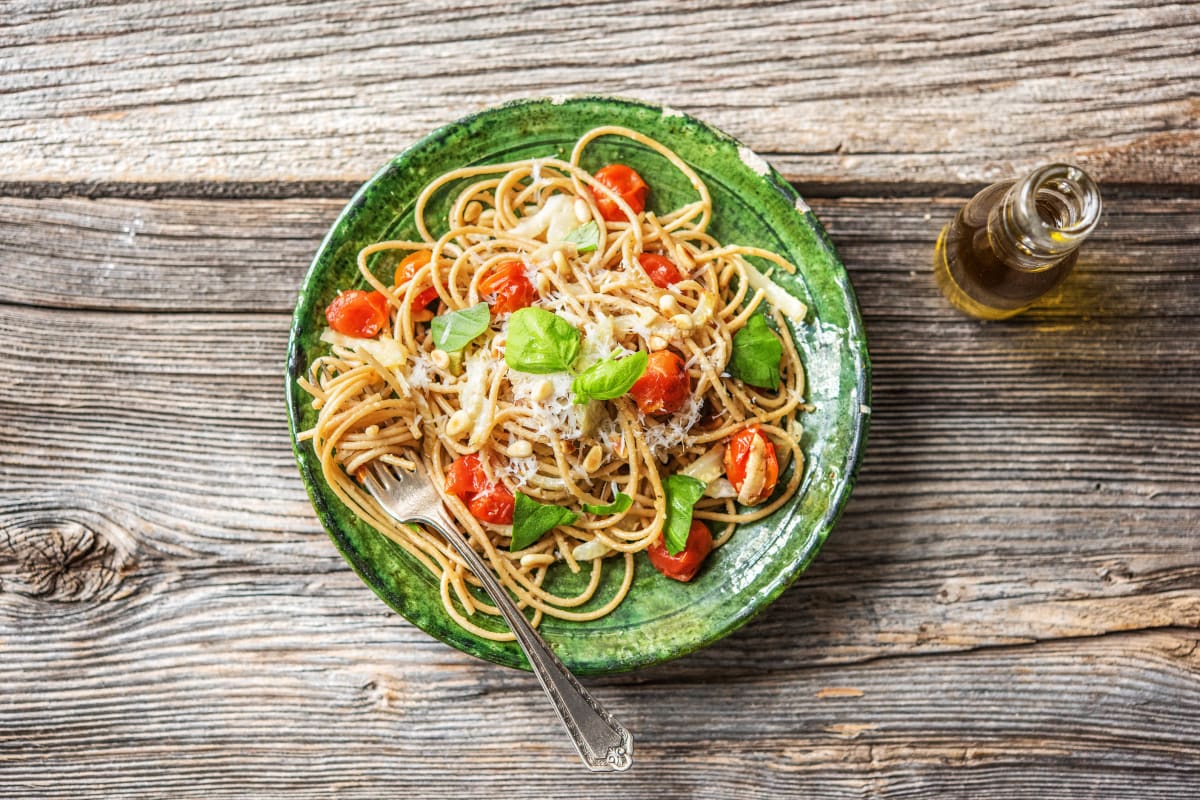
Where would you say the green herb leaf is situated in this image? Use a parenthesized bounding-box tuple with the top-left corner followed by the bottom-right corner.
(431, 302, 491, 352)
(663, 474, 706, 555)
(505, 307, 582, 374)
(582, 492, 633, 516)
(510, 492, 579, 551)
(571, 350, 648, 404)
(563, 221, 600, 253)
(728, 313, 783, 390)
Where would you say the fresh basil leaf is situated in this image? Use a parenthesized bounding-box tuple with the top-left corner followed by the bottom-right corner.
(510, 492, 579, 551)
(563, 221, 600, 253)
(582, 492, 633, 516)
(663, 474, 706, 555)
(505, 307, 582, 374)
(571, 350, 648, 404)
(728, 313, 783, 390)
(431, 302, 490, 352)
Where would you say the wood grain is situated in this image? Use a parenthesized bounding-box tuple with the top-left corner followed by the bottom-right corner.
(4, 1, 1200, 783)
(2, 189, 1198, 795)
(4, 194, 1199, 313)
(1, 0, 1197, 187)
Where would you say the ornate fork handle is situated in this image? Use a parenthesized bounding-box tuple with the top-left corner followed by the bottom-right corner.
(412, 506, 633, 772)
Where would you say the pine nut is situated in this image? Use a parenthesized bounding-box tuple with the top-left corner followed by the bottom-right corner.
(509, 439, 533, 458)
(463, 201, 482, 223)
(430, 349, 450, 369)
(446, 411, 471, 437)
(533, 379, 555, 402)
(553, 249, 570, 276)
(520, 553, 556, 568)
(574, 198, 591, 222)
(583, 445, 604, 473)
(658, 294, 679, 315)
(648, 335, 668, 351)
(670, 313, 695, 331)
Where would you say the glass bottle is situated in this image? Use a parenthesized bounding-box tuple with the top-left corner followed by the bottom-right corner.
(933, 163, 1102, 319)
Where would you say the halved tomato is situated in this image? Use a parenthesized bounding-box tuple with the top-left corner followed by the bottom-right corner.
(647, 519, 713, 582)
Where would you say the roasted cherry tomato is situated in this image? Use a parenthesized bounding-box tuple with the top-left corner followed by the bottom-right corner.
(445, 452, 487, 498)
(394, 251, 440, 319)
(468, 483, 516, 525)
(647, 519, 713, 582)
(724, 426, 779, 506)
(480, 260, 537, 314)
(591, 164, 649, 222)
(629, 350, 690, 416)
(325, 289, 390, 338)
(637, 252, 683, 288)
(445, 453, 515, 525)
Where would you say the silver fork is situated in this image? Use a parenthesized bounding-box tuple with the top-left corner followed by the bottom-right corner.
(362, 457, 633, 772)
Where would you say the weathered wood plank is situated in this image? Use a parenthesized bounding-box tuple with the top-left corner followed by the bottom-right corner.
(0, 622, 1196, 798)
(2, 194, 1198, 315)
(1, 0, 1196, 186)
(1, 195, 1197, 795)
(0, 304, 1196, 663)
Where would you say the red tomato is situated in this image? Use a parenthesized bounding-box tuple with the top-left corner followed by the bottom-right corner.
(647, 520, 713, 582)
(724, 426, 779, 506)
(325, 289, 391, 338)
(468, 483, 515, 525)
(480, 260, 537, 314)
(445, 452, 487, 498)
(394, 251, 440, 318)
(629, 350, 690, 416)
(444, 453, 515, 525)
(637, 252, 683, 288)
(591, 164, 649, 222)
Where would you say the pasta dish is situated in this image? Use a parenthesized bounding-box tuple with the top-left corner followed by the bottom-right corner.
(297, 126, 807, 641)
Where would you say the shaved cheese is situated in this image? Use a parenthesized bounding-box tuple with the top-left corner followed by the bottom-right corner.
(321, 329, 407, 368)
(743, 262, 808, 324)
(581, 314, 634, 365)
(681, 444, 726, 484)
(510, 194, 577, 241)
(705, 478, 738, 499)
(459, 350, 495, 446)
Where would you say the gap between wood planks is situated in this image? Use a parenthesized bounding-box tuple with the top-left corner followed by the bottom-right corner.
(2, 179, 1198, 201)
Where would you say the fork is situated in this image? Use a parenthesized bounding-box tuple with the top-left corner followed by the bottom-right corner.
(362, 457, 633, 772)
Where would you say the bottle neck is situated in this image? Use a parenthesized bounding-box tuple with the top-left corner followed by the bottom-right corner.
(987, 164, 1102, 271)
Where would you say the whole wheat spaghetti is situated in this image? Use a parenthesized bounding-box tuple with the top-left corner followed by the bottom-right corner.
(298, 126, 807, 641)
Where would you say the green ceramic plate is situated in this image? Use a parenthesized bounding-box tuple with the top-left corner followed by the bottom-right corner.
(286, 96, 870, 675)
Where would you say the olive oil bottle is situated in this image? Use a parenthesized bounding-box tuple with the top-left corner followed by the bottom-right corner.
(933, 164, 1102, 319)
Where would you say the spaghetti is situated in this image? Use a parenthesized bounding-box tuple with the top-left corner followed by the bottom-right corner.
(297, 126, 807, 641)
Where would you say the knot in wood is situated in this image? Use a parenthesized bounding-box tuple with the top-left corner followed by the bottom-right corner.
(1, 510, 130, 603)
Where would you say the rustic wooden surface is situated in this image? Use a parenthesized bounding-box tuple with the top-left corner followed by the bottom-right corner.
(2, 1, 1198, 797)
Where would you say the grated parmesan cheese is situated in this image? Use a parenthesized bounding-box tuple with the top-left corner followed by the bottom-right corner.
(494, 455, 539, 488)
(404, 351, 435, 390)
(510, 370, 592, 441)
(641, 392, 703, 460)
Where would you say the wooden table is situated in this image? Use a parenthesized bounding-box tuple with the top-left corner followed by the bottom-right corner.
(2, 2, 1198, 797)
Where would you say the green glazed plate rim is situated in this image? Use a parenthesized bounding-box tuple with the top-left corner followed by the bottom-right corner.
(286, 96, 871, 675)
